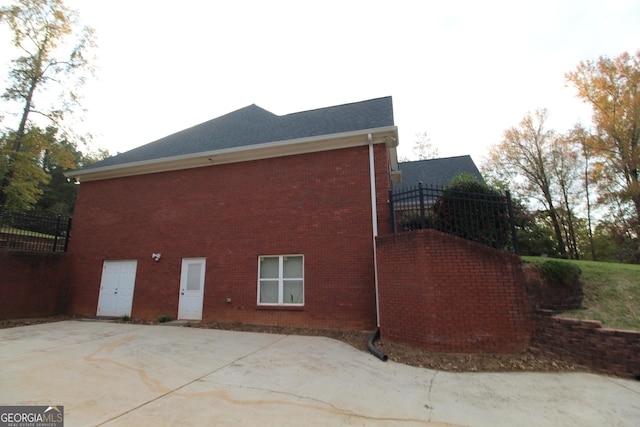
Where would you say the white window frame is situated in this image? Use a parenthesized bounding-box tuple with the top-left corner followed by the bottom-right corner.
(257, 255, 304, 306)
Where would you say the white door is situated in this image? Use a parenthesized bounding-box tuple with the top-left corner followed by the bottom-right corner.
(178, 258, 206, 320)
(97, 260, 137, 317)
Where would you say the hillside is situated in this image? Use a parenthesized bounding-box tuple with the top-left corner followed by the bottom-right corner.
(522, 257, 640, 331)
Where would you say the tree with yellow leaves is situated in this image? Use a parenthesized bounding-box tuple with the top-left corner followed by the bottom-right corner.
(566, 51, 640, 234)
(485, 109, 568, 257)
(0, 0, 95, 210)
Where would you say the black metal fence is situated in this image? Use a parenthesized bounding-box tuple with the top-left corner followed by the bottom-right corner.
(0, 206, 72, 252)
(389, 183, 519, 253)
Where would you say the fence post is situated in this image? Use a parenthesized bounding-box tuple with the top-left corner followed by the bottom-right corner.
(388, 189, 395, 233)
(506, 191, 519, 255)
(64, 217, 72, 252)
(53, 215, 62, 252)
(419, 182, 426, 229)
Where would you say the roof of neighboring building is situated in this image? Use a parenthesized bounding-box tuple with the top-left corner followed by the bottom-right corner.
(395, 155, 483, 190)
(81, 96, 395, 171)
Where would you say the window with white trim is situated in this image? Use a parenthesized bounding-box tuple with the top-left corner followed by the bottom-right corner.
(258, 255, 304, 306)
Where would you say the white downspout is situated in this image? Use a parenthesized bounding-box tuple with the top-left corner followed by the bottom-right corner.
(368, 142, 381, 327)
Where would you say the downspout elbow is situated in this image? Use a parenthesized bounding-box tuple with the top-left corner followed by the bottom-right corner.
(367, 327, 388, 362)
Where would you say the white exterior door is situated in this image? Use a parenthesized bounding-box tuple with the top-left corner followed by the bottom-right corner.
(178, 258, 206, 320)
(97, 260, 137, 317)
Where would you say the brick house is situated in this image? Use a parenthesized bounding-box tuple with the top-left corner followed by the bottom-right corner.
(65, 96, 399, 330)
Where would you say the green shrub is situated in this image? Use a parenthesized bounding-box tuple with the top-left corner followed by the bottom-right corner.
(537, 260, 581, 287)
(158, 315, 172, 323)
(433, 174, 511, 249)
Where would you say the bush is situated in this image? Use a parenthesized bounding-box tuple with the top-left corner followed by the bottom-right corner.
(525, 260, 583, 311)
(537, 260, 581, 287)
(433, 174, 512, 249)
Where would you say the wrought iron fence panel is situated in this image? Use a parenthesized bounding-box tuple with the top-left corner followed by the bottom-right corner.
(389, 183, 519, 253)
(0, 206, 72, 253)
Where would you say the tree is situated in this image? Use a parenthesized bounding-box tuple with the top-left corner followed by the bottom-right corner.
(551, 134, 583, 259)
(35, 136, 109, 215)
(484, 109, 568, 257)
(567, 124, 598, 260)
(412, 132, 439, 160)
(399, 132, 440, 161)
(592, 220, 640, 264)
(566, 51, 640, 235)
(0, 0, 95, 209)
(505, 193, 561, 257)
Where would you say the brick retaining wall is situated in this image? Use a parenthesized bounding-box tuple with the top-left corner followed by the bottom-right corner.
(532, 311, 640, 379)
(0, 250, 70, 319)
(376, 229, 533, 353)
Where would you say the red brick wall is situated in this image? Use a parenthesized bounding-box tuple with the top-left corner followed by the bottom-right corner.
(376, 229, 533, 353)
(68, 144, 392, 330)
(533, 312, 640, 379)
(0, 250, 70, 319)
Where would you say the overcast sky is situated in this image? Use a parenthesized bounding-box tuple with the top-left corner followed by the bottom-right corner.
(2, 0, 640, 165)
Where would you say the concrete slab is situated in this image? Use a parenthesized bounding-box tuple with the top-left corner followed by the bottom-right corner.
(0, 321, 638, 426)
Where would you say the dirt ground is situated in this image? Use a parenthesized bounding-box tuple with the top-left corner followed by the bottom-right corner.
(0, 315, 584, 373)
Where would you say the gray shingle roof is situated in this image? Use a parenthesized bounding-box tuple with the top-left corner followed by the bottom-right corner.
(395, 155, 483, 190)
(85, 96, 394, 170)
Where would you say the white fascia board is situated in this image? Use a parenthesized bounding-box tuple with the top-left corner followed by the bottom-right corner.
(66, 126, 398, 182)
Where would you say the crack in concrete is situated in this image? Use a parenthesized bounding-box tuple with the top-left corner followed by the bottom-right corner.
(84, 335, 171, 394)
(173, 334, 435, 424)
(175, 383, 432, 424)
(95, 334, 437, 425)
(95, 334, 290, 426)
(426, 371, 438, 422)
(427, 371, 438, 422)
(605, 377, 640, 396)
(200, 380, 347, 412)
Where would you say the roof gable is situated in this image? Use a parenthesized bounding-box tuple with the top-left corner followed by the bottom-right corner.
(395, 155, 483, 190)
(83, 97, 395, 171)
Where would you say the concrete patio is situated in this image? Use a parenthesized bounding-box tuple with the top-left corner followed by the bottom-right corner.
(1, 321, 639, 426)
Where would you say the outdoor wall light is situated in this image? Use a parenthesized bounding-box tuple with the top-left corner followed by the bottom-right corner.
(151, 253, 161, 262)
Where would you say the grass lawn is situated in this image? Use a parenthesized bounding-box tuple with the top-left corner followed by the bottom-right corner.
(522, 256, 640, 331)
(0, 226, 57, 239)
